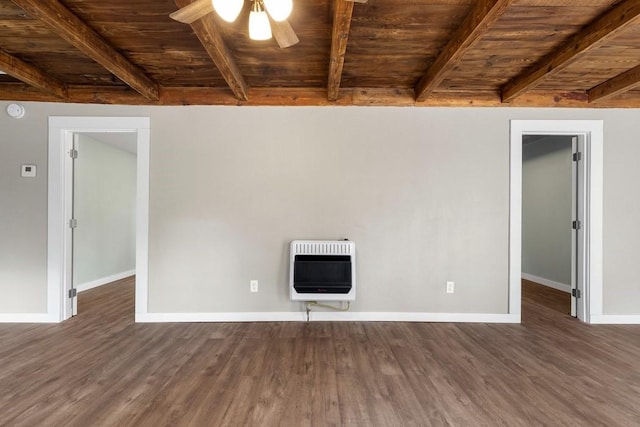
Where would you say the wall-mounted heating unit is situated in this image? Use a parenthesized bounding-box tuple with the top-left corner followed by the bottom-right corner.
(290, 240, 356, 301)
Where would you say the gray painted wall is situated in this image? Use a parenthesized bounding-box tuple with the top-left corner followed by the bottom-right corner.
(522, 136, 573, 286)
(149, 108, 507, 313)
(1, 102, 639, 315)
(0, 110, 47, 312)
(74, 134, 136, 287)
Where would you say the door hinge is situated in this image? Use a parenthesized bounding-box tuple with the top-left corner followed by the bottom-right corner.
(69, 218, 78, 229)
(70, 148, 78, 159)
(68, 288, 77, 298)
(573, 152, 582, 162)
(572, 220, 581, 230)
(572, 288, 581, 299)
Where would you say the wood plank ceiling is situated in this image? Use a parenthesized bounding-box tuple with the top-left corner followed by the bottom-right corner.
(1, 0, 640, 107)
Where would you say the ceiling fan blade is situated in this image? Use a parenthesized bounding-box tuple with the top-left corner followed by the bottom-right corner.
(270, 19, 299, 48)
(170, 0, 214, 24)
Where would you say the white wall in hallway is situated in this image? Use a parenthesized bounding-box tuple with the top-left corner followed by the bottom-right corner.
(522, 135, 573, 289)
(74, 134, 136, 290)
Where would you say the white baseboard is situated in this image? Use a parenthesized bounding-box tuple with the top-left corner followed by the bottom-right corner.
(590, 314, 640, 324)
(77, 269, 135, 292)
(308, 312, 519, 323)
(522, 273, 570, 293)
(136, 311, 520, 324)
(0, 313, 58, 323)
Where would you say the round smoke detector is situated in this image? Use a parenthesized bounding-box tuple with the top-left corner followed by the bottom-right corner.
(6, 103, 25, 119)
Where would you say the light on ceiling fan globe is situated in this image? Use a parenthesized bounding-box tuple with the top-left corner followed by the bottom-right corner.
(212, 0, 243, 22)
(263, 0, 292, 22)
(249, 9, 272, 40)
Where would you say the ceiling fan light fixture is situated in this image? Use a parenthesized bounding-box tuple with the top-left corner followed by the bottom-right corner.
(212, 0, 243, 23)
(263, 0, 292, 22)
(249, 1, 272, 41)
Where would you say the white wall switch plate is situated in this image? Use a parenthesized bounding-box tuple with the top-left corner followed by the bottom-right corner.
(446, 281, 455, 294)
(21, 165, 36, 177)
(250, 280, 259, 293)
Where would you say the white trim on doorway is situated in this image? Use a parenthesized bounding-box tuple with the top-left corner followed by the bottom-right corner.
(48, 117, 150, 322)
(510, 120, 603, 324)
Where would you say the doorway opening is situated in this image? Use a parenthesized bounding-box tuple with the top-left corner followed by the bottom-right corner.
(521, 135, 577, 318)
(71, 132, 137, 316)
(47, 117, 150, 322)
(509, 120, 603, 324)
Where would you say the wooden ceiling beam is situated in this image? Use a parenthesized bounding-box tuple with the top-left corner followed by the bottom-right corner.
(10, 0, 159, 100)
(0, 83, 483, 105)
(328, 0, 367, 102)
(501, 0, 640, 103)
(415, 0, 513, 102)
(3, 84, 640, 108)
(0, 49, 67, 98)
(588, 64, 640, 103)
(174, 0, 248, 101)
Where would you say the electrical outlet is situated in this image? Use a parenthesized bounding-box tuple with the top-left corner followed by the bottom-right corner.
(250, 280, 259, 293)
(446, 281, 455, 294)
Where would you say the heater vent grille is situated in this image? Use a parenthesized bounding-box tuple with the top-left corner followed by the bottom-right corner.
(293, 241, 352, 256)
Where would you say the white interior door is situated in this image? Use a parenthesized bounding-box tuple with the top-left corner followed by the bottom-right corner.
(69, 134, 78, 317)
(62, 132, 78, 319)
(571, 135, 587, 320)
(69, 133, 78, 316)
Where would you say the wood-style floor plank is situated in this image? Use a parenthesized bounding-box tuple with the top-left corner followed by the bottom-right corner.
(1, 277, 640, 425)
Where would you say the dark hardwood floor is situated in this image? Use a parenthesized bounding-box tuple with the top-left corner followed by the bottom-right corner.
(1, 278, 640, 426)
(522, 278, 571, 316)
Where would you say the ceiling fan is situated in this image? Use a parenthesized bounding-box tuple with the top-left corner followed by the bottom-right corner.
(170, 0, 299, 48)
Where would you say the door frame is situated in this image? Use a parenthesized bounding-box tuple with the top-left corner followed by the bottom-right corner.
(510, 120, 603, 323)
(47, 117, 150, 322)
